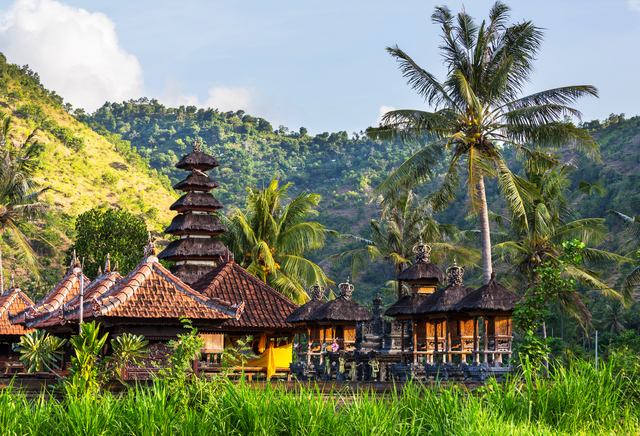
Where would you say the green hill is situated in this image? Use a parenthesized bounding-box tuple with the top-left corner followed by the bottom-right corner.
(0, 55, 177, 296)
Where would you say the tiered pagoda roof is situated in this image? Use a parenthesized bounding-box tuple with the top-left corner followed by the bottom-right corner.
(0, 281, 34, 338)
(386, 242, 447, 318)
(191, 261, 298, 331)
(158, 140, 229, 285)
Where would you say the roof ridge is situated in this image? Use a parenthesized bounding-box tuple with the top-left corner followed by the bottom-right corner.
(0, 291, 18, 318)
(151, 263, 241, 319)
(97, 263, 154, 316)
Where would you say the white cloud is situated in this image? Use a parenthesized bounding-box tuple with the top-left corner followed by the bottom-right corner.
(158, 76, 200, 108)
(204, 86, 253, 112)
(629, 0, 640, 12)
(0, 0, 143, 112)
(376, 105, 396, 125)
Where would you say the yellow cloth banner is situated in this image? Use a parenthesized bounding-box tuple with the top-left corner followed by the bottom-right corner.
(245, 342, 293, 379)
(258, 333, 267, 353)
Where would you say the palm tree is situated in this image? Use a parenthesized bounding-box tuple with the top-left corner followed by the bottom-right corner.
(366, 2, 599, 285)
(220, 179, 332, 304)
(332, 189, 477, 299)
(0, 117, 50, 289)
(606, 210, 640, 301)
(492, 162, 630, 313)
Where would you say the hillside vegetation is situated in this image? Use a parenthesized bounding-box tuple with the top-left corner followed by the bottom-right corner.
(0, 55, 176, 294)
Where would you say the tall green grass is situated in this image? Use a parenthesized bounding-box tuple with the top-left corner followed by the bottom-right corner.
(0, 358, 637, 435)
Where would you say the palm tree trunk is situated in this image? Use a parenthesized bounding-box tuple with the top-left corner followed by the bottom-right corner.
(477, 176, 492, 284)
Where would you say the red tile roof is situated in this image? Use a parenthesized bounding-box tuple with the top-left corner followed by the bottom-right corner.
(191, 262, 298, 331)
(0, 288, 34, 337)
(61, 270, 124, 324)
(86, 257, 243, 323)
(9, 265, 89, 328)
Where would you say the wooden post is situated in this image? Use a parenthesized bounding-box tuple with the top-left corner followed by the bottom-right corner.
(192, 356, 199, 377)
(413, 322, 418, 365)
(483, 317, 488, 364)
(433, 320, 438, 364)
(445, 319, 450, 364)
(306, 328, 312, 364)
(400, 320, 405, 363)
(473, 316, 479, 364)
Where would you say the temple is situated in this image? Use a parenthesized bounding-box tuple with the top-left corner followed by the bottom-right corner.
(158, 139, 229, 285)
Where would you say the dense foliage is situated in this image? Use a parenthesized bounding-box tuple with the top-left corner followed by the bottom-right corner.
(64, 207, 149, 277)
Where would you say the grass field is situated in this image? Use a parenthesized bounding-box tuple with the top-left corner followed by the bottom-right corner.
(0, 358, 638, 436)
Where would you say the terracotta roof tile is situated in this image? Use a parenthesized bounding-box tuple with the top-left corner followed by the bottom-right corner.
(0, 289, 34, 337)
(9, 265, 90, 328)
(86, 258, 242, 323)
(191, 262, 298, 330)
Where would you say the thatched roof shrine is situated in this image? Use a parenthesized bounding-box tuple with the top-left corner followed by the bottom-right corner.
(158, 140, 229, 285)
(284, 281, 326, 325)
(414, 260, 473, 315)
(191, 261, 298, 332)
(307, 279, 373, 323)
(454, 272, 520, 313)
(386, 242, 447, 318)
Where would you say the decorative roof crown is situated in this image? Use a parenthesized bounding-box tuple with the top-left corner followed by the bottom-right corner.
(308, 280, 325, 301)
(446, 259, 464, 286)
(192, 139, 202, 153)
(413, 238, 431, 263)
(338, 278, 354, 300)
(9, 274, 15, 291)
(104, 253, 111, 273)
(144, 232, 157, 260)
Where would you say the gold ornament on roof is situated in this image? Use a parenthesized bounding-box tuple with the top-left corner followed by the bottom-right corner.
(338, 278, 355, 299)
(446, 258, 464, 286)
(413, 238, 432, 263)
(308, 280, 325, 301)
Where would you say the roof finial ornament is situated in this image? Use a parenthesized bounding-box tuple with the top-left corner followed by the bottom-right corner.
(97, 265, 103, 276)
(413, 238, 431, 263)
(192, 139, 202, 153)
(105, 253, 111, 273)
(9, 274, 15, 291)
(338, 277, 355, 300)
(446, 258, 464, 286)
(114, 261, 119, 272)
(144, 232, 157, 260)
(71, 249, 78, 267)
(308, 280, 325, 301)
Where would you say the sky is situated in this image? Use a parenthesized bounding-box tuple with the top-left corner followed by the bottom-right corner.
(0, 0, 639, 135)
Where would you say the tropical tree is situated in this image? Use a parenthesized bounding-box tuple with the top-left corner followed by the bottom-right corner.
(65, 207, 148, 277)
(493, 162, 630, 309)
(332, 189, 477, 299)
(606, 210, 640, 301)
(220, 179, 332, 304)
(0, 116, 51, 289)
(367, 2, 599, 284)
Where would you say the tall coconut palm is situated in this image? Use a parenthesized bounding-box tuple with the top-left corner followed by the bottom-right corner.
(220, 179, 332, 304)
(367, 2, 599, 285)
(331, 189, 478, 299)
(0, 116, 50, 289)
(606, 210, 640, 301)
(492, 162, 630, 313)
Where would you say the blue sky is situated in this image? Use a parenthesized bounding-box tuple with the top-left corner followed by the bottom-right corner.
(0, 0, 639, 135)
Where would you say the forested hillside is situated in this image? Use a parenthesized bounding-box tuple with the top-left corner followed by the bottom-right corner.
(0, 55, 176, 295)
